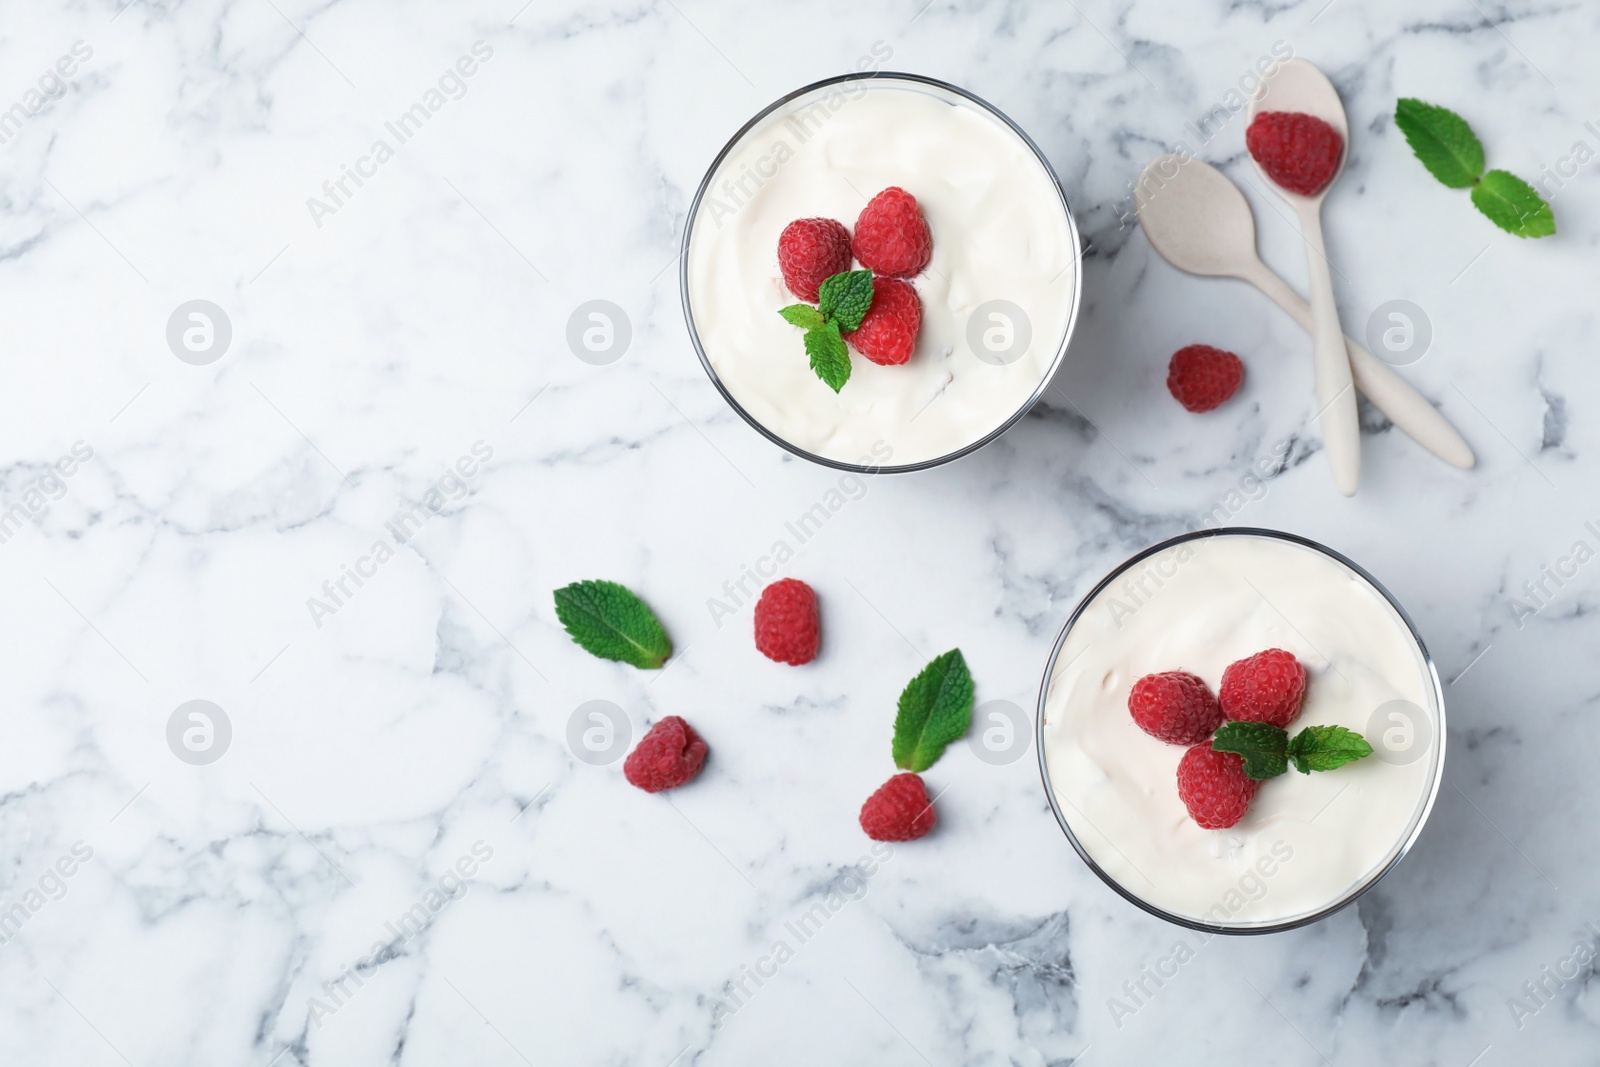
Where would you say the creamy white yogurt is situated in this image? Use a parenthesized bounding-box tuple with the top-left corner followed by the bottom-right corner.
(685, 79, 1079, 467)
(1041, 534, 1443, 927)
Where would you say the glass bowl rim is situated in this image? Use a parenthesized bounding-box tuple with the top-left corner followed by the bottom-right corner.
(1033, 526, 1449, 935)
(678, 70, 1085, 475)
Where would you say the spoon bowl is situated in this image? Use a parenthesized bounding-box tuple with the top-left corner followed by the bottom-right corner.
(1245, 59, 1349, 206)
(1245, 58, 1360, 495)
(1134, 154, 1474, 471)
(1135, 153, 1260, 278)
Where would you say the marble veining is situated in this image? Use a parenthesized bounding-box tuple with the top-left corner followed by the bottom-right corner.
(0, 0, 1597, 1063)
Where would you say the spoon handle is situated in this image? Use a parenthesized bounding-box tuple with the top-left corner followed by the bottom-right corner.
(1242, 264, 1475, 470)
(1297, 205, 1360, 496)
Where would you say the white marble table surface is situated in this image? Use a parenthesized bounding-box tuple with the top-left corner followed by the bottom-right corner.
(2, 0, 1596, 1063)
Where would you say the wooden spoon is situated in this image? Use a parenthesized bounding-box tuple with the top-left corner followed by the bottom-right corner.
(1242, 58, 1361, 495)
(1135, 153, 1474, 470)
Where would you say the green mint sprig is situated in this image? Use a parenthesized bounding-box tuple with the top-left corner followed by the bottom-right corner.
(1286, 725, 1375, 773)
(891, 649, 973, 772)
(553, 579, 671, 669)
(1212, 721, 1374, 780)
(1209, 721, 1289, 779)
(1394, 98, 1554, 238)
(1470, 170, 1554, 239)
(778, 269, 874, 393)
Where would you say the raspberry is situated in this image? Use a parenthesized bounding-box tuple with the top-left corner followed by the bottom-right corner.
(852, 187, 932, 278)
(1246, 111, 1344, 197)
(777, 218, 853, 303)
(1176, 744, 1258, 829)
(859, 772, 936, 842)
(1128, 671, 1223, 746)
(1167, 344, 1243, 413)
(842, 277, 921, 365)
(623, 716, 708, 793)
(1219, 648, 1307, 728)
(753, 578, 820, 665)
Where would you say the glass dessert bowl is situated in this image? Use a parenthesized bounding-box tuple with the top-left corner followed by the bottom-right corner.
(680, 72, 1083, 473)
(1036, 528, 1446, 933)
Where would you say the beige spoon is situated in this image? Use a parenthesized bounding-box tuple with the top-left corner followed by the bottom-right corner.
(1243, 59, 1361, 494)
(1135, 153, 1474, 471)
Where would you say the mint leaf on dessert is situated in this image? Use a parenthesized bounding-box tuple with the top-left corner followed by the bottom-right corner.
(804, 320, 851, 393)
(553, 580, 671, 669)
(1211, 721, 1289, 780)
(779, 269, 875, 390)
(1470, 169, 1555, 238)
(1286, 725, 1374, 773)
(1394, 98, 1484, 188)
(779, 304, 826, 331)
(892, 649, 974, 772)
(817, 269, 874, 332)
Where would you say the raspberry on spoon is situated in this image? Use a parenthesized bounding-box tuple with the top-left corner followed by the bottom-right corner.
(1245, 111, 1344, 197)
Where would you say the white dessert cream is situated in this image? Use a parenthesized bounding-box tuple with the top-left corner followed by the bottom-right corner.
(685, 79, 1079, 467)
(1041, 534, 1443, 927)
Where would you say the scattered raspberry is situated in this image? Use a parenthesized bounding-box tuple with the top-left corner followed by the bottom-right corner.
(1246, 111, 1344, 197)
(777, 218, 854, 303)
(842, 277, 921, 365)
(1176, 744, 1258, 829)
(1167, 344, 1244, 413)
(852, 187, 932, 278)
(623, 716, 708, 793)
(753, 578, 820, 665)
(1219, 648, 1307, 728)
(1128, 671, 1224, 746)
(859, 772, 937, 841)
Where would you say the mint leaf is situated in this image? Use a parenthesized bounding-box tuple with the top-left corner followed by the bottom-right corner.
(1471, 169, 1555, 238)
(778, 303, 826, 331)
(1394, 98, 1484, 188)
(1287, 725, 1374, 773)
(804, 321, 851, 393)
(891, 649, 974, 772)
(1211, 722, 1289, 780)
(553, 580, 671, 669)
(782, 271, 874, 391)
(817, 270, 874, 332)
